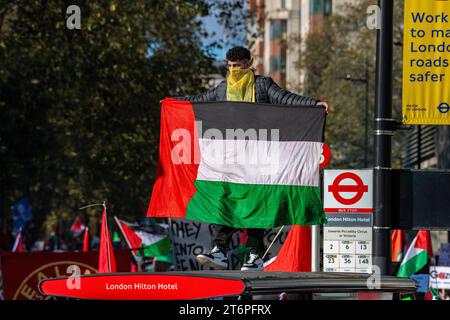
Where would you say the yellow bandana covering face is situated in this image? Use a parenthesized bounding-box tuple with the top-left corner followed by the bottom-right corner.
(226, 67, 255, 102)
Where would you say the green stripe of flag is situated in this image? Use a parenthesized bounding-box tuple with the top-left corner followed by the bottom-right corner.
(186, 180, 326, 228)
(397, 250, 428, 278)
(138, 236, 172, 263)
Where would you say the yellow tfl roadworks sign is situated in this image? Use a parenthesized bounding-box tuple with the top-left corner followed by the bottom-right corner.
(403, 0, 450, 125)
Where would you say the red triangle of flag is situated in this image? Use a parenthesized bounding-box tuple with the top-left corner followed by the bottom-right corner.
(116, 218, 142, 255)
(414, 230, 433, 257)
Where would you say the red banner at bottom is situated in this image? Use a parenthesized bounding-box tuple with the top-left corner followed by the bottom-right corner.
(39, 273, 245, 300)
(0, 250, 131, 300)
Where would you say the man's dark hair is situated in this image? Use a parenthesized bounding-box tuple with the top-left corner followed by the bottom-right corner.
(226, 46, 251, 61)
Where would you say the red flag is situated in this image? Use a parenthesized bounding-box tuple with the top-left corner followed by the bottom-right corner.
(12, 228, 24, 252)
(391, 229, 404, 263)
(98, 206, 116, 273)
(83, 227, 89, 252)
(264, 226, 311, 272)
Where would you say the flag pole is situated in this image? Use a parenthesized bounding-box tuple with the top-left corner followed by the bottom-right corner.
(311, 225, 320, 272)
(168, 217, 176, 269)
(79, 203, 104, 210)
(262, 225, 285, 260)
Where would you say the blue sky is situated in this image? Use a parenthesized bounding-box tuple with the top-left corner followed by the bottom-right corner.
(147, 13, 245, 61)
(200, 8, 246, 60)
(201, 15, 226, 59)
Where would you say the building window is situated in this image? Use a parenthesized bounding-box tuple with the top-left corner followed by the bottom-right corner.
(270, 56, 286, 73)
(310, 0, 332, 15)
(281, 0, 286, 9)
(324, 0, 332, 16)
(270, 20, 287, 40)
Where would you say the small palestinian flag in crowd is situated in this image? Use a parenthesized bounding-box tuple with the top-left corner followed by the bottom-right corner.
(114, 217, 172, 263)
(70, 216, 85, 237)
(147, 98, 327, 228)
(397, 230, 432, 278)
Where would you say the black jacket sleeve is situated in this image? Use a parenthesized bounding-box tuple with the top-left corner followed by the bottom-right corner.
(263, 77, 318, 107)
(175, 80, 226, 102)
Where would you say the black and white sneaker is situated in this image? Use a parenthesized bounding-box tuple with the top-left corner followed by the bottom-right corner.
(196, 246, 228, 270)
(241, 253, 264, 271)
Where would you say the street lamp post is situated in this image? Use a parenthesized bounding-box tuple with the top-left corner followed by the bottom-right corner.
(373, 0, 394, 276)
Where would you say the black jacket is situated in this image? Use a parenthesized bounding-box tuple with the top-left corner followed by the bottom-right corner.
(178, 75, 318, 106)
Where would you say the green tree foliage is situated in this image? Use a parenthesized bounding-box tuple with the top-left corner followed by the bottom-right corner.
(0, 0, 239, 244)
(298, 0, 405, 169)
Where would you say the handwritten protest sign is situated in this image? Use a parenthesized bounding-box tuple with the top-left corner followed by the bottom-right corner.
(170, 219, 289, 271)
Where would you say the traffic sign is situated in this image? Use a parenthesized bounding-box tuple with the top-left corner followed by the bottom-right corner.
(324, 170, 373, 215)
(323, 226, 373, 274)
(328, 172, 368, 205)
(323, 170, 374, 274)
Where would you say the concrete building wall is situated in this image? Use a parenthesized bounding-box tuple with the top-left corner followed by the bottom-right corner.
(286, 0, 304, 90)
(248, 0, 336, 91)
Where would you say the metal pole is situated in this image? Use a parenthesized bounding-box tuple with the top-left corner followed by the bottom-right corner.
(417, 126, 421, 169)
(373, 0, 393, 276)
(79, 203, 104, 210)
(311, 225, 320, 272)
(365, 57, 370, 168)
(103, 202, 113, 273)
(262, 225, 285, 260)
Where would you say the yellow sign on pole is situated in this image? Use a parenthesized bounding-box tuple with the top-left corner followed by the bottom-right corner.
(402, 0, 450, 125)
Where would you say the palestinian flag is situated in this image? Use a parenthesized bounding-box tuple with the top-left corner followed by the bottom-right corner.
(70, 216, 85, 237)
(114, 217, 172, 263)
(147, 98, 327, 228)
(397, 230, 432, 278)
